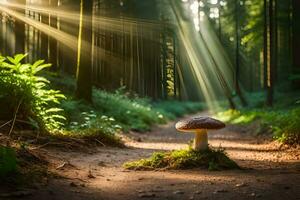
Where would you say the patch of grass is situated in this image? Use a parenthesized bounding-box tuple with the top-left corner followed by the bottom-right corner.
(123, 148, 239, 171)
(215, 107, 300, 145)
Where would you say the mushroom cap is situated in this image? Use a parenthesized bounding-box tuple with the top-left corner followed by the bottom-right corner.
(175, 116, 225, 132)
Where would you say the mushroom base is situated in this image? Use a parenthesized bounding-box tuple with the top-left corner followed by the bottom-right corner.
(194, 130, 208, 151)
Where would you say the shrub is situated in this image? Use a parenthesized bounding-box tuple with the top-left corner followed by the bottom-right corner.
(0, 54, 66, 132)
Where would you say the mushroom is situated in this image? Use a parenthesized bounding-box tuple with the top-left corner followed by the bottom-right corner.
(175, 116, 225, 151)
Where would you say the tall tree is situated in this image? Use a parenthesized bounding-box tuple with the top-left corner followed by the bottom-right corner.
(292, 0, 300, 73)
(235, 0, 248, 106)
(13, 0, 26, 54)
(75, 0, 93, 102)
(263, 0, 268, 91)
(266, 0, 275, 106)
(49, 0, 58, 70)
(40, 0, 49, 61)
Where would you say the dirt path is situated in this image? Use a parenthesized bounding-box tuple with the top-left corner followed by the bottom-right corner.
(5, 113, 300, 200)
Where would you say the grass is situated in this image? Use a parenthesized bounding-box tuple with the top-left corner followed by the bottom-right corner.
(215, 107, 300, 145)
(123, 148, 239, 171)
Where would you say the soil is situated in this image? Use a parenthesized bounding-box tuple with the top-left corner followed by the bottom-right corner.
(1, 113, 299, 200)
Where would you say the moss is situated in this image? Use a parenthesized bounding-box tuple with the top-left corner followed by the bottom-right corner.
(123, 148, 239, 171)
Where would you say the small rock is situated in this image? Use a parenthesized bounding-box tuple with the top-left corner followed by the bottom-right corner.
(138, 177, 145, 181)
(189, 196, 194, 200)
(235, 183, 247, 187)
(106, 179, 111, 181)
(138, 193, 156, 198)
(80, 184, 86, 187)
(250, 192, 256, 197)
(173, 190, 184, 195)
(194, 190, 202, 194)
(70, 182, 77, 187)
(88, 170, 96, 179)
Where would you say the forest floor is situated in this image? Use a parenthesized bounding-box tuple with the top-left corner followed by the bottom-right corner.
(1, 112, 300, 200)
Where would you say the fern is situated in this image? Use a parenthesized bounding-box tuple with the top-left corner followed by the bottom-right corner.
(0, 54, 66, 132)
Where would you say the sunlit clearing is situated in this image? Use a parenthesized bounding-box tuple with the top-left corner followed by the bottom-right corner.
(170, 0, 235, 112)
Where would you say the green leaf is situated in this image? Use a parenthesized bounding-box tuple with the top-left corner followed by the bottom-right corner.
(34, 63, 52, 74)
(14, 54, 27, 64)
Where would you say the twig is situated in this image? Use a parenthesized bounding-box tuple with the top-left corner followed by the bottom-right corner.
(95, 139, 106, 147)
(0, 120, 12, 129)
(30, 142, 52, 150)
(8, 98, 23, 137)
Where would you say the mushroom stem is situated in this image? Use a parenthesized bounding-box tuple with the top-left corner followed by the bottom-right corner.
(194, 129, 208, 151)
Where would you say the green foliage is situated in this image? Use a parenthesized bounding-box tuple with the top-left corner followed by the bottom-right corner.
(0, 146, 17, 177)
(92, 89, 166, 132)
(0, 54, 66, 131)
(60, 90, 204, 133)
(123, 148, 239, 170)
(153, 101, 204, 120)
(216, 107, 300, 145)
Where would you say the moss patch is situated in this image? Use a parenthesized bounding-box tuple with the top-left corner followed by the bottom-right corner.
(123, 148, 239, 171)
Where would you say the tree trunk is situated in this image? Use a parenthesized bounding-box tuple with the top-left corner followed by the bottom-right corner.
(235, 0, 248, 107)
(292, 0, 300, 72)
(49, 0, 58, 70)
(263, 0, 268, 89)
(14, 0, 26, 54)
(41, 1, 49, 62)
(75, 0, 93, 102)
(267, 0, 274, 106)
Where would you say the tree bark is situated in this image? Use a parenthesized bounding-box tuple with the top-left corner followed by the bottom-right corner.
(292, 0, 300, 71)
(40, 1, 49, 62)
(49, 0, 58, 70)
(76, 0, 93, 102)
(13, 0, 26, 54)
(235, 0, 248, 107)
(267, 0, 274, 106)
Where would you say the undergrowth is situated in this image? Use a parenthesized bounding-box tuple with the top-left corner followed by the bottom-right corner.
(57, 76, 204, 132)
(215, 107, 300, 145)
(0, 54, 66, 132)
(123, 148, 239, 171)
